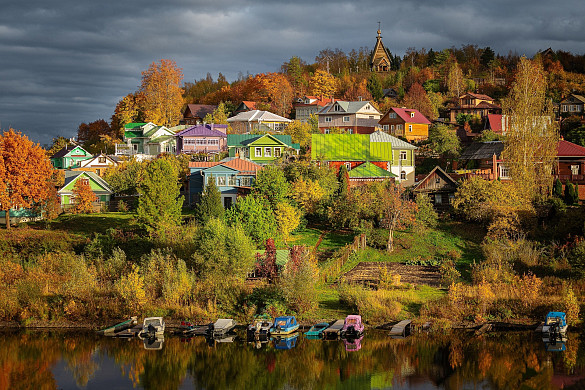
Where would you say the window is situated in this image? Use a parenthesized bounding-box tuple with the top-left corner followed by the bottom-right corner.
(208, 139, 219, 145)
(343, 116, 350, 122)
(398, 124, 403, 130)
(241, 177, 252, 187)
(389, 113, 396, 119)
(98, 157, 106, 163)
(265, 147, 271, 157)
(80, 178, 90, 186)
(563, 105, 568, 112)
(400, 171, 406, 180)
(217, 176, 226, 186)
(408, 125, 413, 132)
(399, 151, 407, 160)
(383, 125, 389, 131)
(435, 177, 441, 184)
(369, 116, 374, 119)
(196, 139, 207, 145)
(500, 166, 510, 179)
(228, 175, 236, 186)
(410, 112, 415, 118)
(324, 129, 330, 134)
(571, 165, 580, 175)
(325, 116, 332, 123)
(435, 193, 442, 204)
(255, 147, 262, 157)
(334, 104, 342, 112)
(347, 129, 353, 134)
(345, 163, 352, 171)
(184, 139, 196, 145)
(274, 148, 281, 157)
(390, 125, 395, 131)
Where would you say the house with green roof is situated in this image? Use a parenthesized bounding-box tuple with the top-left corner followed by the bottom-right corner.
(115, 122, 176, 159)
(311, 130, 417, 186)
(227, 134, 300, 164)
(50, 145, 92, 169)
(58, 171, 113, 210)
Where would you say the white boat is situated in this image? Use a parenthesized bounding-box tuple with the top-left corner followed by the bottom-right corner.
(213, 318, 237, 337)
(139, 317, 165, 337)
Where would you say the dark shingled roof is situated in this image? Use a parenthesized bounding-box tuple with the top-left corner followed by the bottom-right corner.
(459, 141, 504, 160)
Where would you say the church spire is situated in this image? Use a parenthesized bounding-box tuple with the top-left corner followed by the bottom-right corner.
(370, 25, 391, 72)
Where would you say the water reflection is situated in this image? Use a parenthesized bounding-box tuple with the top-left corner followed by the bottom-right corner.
(0, 330, 583, 389)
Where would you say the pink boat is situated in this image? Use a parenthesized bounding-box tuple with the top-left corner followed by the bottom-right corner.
(341, 315, 364, 338)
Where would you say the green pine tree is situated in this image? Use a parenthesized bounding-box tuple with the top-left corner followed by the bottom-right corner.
(197, 175, 224, 224)
(337, 165, 349, 198)
(367, 73, 384, 102)
(553, 178, 563, 198)
(137, 158, 183, 232)
(565, 181, 575, 205)
(573, 183, 580, 205)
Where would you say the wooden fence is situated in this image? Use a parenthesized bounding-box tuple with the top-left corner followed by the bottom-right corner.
(320, 234, 366, 283)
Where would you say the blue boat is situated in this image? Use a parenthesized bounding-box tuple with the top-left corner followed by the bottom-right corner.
(273, 333, 298, 350)
(270, 316, 299, 335)
(542, 312, 568, 335)
(305, 322, 329, 339)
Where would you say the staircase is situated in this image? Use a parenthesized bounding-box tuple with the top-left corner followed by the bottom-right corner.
(341, 262, 442, 288)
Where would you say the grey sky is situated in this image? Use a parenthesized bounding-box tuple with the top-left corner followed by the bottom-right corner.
(1, 0, 584, 145)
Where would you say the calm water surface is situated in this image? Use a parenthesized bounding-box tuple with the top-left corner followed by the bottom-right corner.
(0, 329, 582, 389)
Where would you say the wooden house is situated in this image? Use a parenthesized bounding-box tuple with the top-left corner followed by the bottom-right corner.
(378, 107, 431, 141)
(115, 122, 176, 159)
(317, 100, 382, 134)
(227, 134, 300, 164)
(370, 29, 391, 72)
(233, 101, 258, 116)
(72, 153, 120, 177)
(449, 93, 501, 123)
(560, 94, 585, 116)
(50, 145, 92, 169)
(174, 124, 227, 155)
(180, 104, 218, 125)
(456, 141, 509, 180)
(413, 166, 459, 208)
(294, 96, 334, 123)
(188, 158, 263, 208)
(554, 140, 585, 185)
(58, 171, 113, 211)
(227, 110, 292, 133)
(311, 130, 417, 186)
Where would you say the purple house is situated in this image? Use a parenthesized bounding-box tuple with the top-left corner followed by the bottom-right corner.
(174, 124, 228, 155)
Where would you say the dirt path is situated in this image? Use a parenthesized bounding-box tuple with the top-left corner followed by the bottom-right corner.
(342, 262, 442, 287)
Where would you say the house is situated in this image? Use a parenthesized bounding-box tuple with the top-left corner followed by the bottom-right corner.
(370, 29, 392, 72)
(233, 101, 258, 116)
(449, 93, 501, 123)
(180, 104, 218, 125)
(114, 122, 176, 159)
(560, 94, 585, 116)
(294, 96, 334, 123)
(227, 134, 300, 163)
(72, 153, 121, 177)
(378, 107, 431, 141)
(174, 124, 227, 155)
(187, 157, 263, 208)
(50, 145, 92, 169)
(0, 208, 44, 226)
(58, 171, 113, 211)
(227, 110, 292, 133)
(382, 88, 399, 99)
(456, 141, 508, 180)
(317, 100, 382, 134)
(311, 130, 417, 185)
(413, 166, 459, 208)
(554, 140, 585, 185)
(347, 161, 397, 186)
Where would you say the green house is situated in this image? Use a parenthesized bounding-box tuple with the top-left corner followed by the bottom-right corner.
(58, 171, 113, 206)
(115, 122, 177, 157)
(50, 145, 92, 169)
(227, 134, 300, 163)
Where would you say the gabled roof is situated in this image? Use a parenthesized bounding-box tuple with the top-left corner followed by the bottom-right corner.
(295, 96, 334, 107)
(487, 114, 503, 133)
(561, 94, 585, 104)
(175, 124, 228, 138)
(59, 171, 113, 194)
(227, 110, 291, 123)
(189, 158, 262, 174)
(413, 166, 458, 191)
(369, 130, 418, 150)
(460, 141, 504, 160)
(460, 92, 494, 101)
(241, 101, 257, 110)
(370, 30, 391, 69)
(124, 123, 147, 130)
(557, 140, 585, 157)
(227, 134, 296, 148)
(317, 100, 380, 115)
(348, 162, 397, 179)
(51, 145, 90, 159)
(388, 107, 431, 125)
(184, 104, 217, 118)
(475, 101, 501, 109)
(79, 154, 119, 168)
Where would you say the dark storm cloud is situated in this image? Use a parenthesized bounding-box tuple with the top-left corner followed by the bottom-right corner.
(0, 0, 584, 144)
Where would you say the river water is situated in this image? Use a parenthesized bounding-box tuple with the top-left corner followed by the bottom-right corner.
(0, 329, 582, 389)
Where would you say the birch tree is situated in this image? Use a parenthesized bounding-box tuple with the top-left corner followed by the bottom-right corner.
(140, 59, 184, 126)
(502, 57, 559, 199)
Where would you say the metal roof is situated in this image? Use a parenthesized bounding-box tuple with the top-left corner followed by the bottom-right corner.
(369, 130, 417, 150)
(460, 141, 504, 160)
(348, 162, 397, 178)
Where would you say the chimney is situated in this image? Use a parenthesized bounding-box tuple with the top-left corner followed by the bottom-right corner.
(358, 96, 363, 101)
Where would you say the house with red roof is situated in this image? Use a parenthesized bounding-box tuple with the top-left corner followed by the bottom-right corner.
(555, 139, 585, 185)
(180, 104, 217, 125)
(233, 101, 258, 116)
(293, 96, 334, 123)
(449, 92, 501, 123)
(378, 107, 431, 141)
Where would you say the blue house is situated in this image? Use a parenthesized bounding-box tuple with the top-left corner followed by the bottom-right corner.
(188, 158, 263, 208)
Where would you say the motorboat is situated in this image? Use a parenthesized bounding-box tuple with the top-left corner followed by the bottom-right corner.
(139, 317, 165, 337)
(341, 315, 364, 338)
(304, 322, 329, 339)
(213, 318, 237, 337)
(542, 312, 568, 336)
(247, 318, 272, 340)
(270, 316, 299, 335)
(97, 316, 138, 336)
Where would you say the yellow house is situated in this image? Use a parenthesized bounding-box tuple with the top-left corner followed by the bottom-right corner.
(378, 107, 431, 142)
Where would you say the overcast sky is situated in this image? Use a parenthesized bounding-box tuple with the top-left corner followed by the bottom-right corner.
(1, 0, 584, 145)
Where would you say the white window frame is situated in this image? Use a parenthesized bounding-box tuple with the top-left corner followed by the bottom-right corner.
(217, 176, 226, 186)
(390, 125, 395, 131)
(383, 125, 389, 131)
(571, 165, 580, 175)
(241, 177, 252, 187)
(400, 171, 406, 180)
(345, 162, 351, 171)
(255, 147, 262, 157)
(324, 129, 330, 134)
(228, 175, 236, 186)
(274, 147, 281, 157)
(399, 151, 407, 161)
(410, 112, 415, 118)
(390, 113, 396, 119)
(347, 129, 353, 134)
(98, 157, 106, 163)
(325, 116, 332, 123)
(265, 147, 271, 157)
(499, 166, 510, 179)
(408, 125, 413, 132)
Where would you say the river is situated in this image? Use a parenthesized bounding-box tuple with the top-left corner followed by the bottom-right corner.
(0, 329, 582, 389)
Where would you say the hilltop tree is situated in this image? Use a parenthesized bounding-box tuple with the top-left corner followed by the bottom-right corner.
(0, 129, 54, 229)
(140, 59, 184, 126)
(136, 158, 183, 232)
(110, 93, 145, 136)
(47, 136, 73, 157)
(309, 69, 337, 98)
(502, 57, 559, 199)
(447, 61, 466, 98)
(77, 119, 116, 153)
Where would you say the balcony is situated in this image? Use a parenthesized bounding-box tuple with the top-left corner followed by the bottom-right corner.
(555, 174, 585, 184)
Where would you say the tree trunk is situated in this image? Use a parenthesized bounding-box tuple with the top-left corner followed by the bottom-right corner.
(5, 211, 10, 230)
(387, 227, 394, 252)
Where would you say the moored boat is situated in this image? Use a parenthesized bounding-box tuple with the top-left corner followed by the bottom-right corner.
(139, 317, 165, 337)
(213, 319, 237, 337)
(98, 316, 138, 336)
(247, 318, 272, 340)
(542, 312, 568, 336)
(305, 322, 329, 339)
(270, 316, 299, 335)
(341, 315, 364, 338)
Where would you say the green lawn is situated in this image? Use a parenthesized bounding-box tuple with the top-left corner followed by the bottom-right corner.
(32, 212, 138, 236)
(288, 226, 354, 252)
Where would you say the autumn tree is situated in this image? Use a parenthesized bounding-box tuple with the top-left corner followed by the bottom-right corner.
(71, 178, 96, 214)
(259, 73, 294, 117)
(447, 61, 466, 98)
(136, 158, 183, 232)
(196, 177, 224, 224)
(275, 202, 301, 243)
(291, 178, 326, 215)
(77, 119, 117, 154)
(377, 181, 417, 252)
(104, 159, 146, 195)
(0, 129, 54, 229)
(203, 102, 230, 124)
(140, 59, 184, 126)
(110, 93, 145, 136)
(402, 83, 438, 120)
(47, 136, 73, 157)
(284, 120, 313, 150)
(502, 57, 559, 199)
(428, 124, 461, 158)
(309, 69, 337, 98)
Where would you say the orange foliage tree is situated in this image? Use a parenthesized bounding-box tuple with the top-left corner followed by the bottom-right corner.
(0, 129, 54, 229)
(402, 82, 438, 120)
(377, 181, 417, 252)
(140, 59, 184, 126)
(259, 73, 294, 117)
(71, 178, 97, 214)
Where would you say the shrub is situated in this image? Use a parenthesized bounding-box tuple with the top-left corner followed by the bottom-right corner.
(115, 264, 148, 312)
(279, 246, 319, 315)
(117, 200, 128, 212)
(562, 283, 580, 326)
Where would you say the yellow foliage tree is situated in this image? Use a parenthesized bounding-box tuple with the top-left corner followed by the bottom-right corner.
(309, 69, 337, 98)
(291, 178, 325, 214)
(116, 264, 148, 311)
(275, 202, 301, 243)
(140, 59, 184, 126)
(259, 73, 294, 117)
(71, 178, 97, 214)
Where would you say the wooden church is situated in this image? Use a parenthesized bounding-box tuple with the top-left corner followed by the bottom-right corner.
(370, 29, 392, 72)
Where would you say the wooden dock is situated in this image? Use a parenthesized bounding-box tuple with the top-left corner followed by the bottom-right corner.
(389, 320, 412, 338)
(323, 320, 344, 339)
